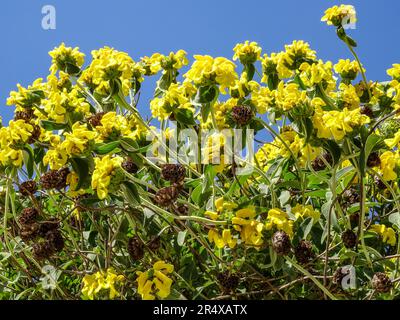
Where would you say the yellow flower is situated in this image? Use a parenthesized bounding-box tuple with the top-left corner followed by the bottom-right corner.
(200, 98, 237, 129)
(208, 228, 237, 249)
(251, 85, 274, 114)
(384, 130, 400, 149)
(82, 46, 135, 96)
(291, 204, 320, 222)
(379, 151, 399, 181)
(161, 50, 189, 70)
(136, 261, 174, 300)
(91, 155, 124, 199)
(232, 207, 264, 246)
(334, 59, 363, 80)
(279, 40, 316, 72)
(43, 147, 68, 170)
(265, 208, 294, 237)
(0, 146, 23, 167)
(150, 83, 194, 120)
(369, 224, 397, 246)
(42, 88, 90, 123)
(335, 83, 360, 110)
(61, 122, 96, 156)
(387, 64, 400, 81)
(81, 268, 124, 300)
(299, 60, 335, 92)
(313, 106, 370, 141)
(321, 4, 356, 27)
(274, 81, 308, 111)
(261, 52, 292, 82)
(233, 41, 262, 64)
(94, 111, 130, 141)
(66, 171, 87, 197)
(6, 78, 45, 108)
(184, 55, 237, 93)
(49, 42, 85, 75)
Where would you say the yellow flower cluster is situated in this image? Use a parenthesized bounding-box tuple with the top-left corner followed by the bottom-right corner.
(184, 55, 238, 93)
(6, 78, 45, 109)
(387, 64, 400, 81)
(334, 59, 363, 80)
(43, 122, 96, 170)
(299, 60, 336, 91)
(379, 151, 400, 181)
(291, 204, 320, 222)
(233, 41, 262, 64)
(80, 46, 136, 96)
(265, 208, 294, 237)
(313, 105, 370, 141)
(150, 82, 195, 120)
(43, 88, 91, 123)
(321, 4, 356, 27)
(91, 155, 124, 199)
(255, 128, 321, 169)
(136, 261, 174, 300)
(81, 268, 124, 300)
(49, 42, 85, 75)
(232, 207, 264, 247)
(369, 224, 396, 246)
(274, 81, 308, 111)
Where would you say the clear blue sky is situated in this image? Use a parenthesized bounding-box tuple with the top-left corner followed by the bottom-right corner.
(1, 0, 399, 123)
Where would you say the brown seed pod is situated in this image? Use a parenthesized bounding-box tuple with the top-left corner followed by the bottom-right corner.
(127, 236, 144, 261)
(341, 188, 360, 205)
(332, 267, 350, 286)
(122, 158, 138, 174)
(367, 152, 380, 168)
(38, 219, 60, 238)
(217, 271, 240, 292)
(374, 175, 387, 190)
(87, 112, 105, 127)
(19, 180, 38, 196)
(46, 229, 64, 252)
(341, 229, 357, 249)
(360, 105, 374, 118)
(271, 231, 291, 256)
(19, 223, 40, 242)
(32, 241, 55, 260)
(14, 109, 35, 121)
(147, 236, 161, 252)
(18, 207, 39, 226)
(154, 185, 180, 207)
(371, 272, 392, 293)
(161, 164, 186, 183)
(231, 105, 253, 125)
(311, 152, 333, 171)
(40, 168, 70, 190)
(27, 124, 42, 144)
(294, 240, 314, 264)
(175, 204, 189, 215)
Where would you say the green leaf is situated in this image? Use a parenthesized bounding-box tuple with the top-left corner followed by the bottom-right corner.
(389, 212, 400, 229)
(194, 85, 218, 104)
(94, 141, 120, 155)
(69, 157, 90, 190)
(22, 146, 34, 179)
(40, 120, 68, 131)
(121, 181, 141, 206)
(177, 230, 187, 246)
(175, 109, 196, 126)
(322, 140, 341, 166)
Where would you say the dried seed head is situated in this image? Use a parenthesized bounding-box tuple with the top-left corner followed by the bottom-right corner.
(18, 207, 39, 226)
(19, 223, 40, 242)
(32, 241, 55, 260)
(122, 158, 138, 174)
(342, 188, 360, 205)
(294, 240, 314, 264)
(154, 186, 180, 207)
(360, 105, 374, 118)
(232, 105, 253, 125)
(38, 219, 60, 238)
(27, 124, 41, 144)
(87, 112, 105, 127)
(367, 152, 381, 168)
(147, 236, 161, 252)
(341, 229, 357, 249)
(217, 271, 240, 292)
(40, 168, 70, 190)
(175, 204, 189, 215)
(19, 180, 38, 196)
(161, 164, 186, 183)
(374, 175, 387, 190)
(46, 229, 64, 252)
(371, 272, 392, 293)
(14, 109, 35, 121)
(127, 236, 144, 261)
(271, 231, 291, 256)
(311, 152, 333, 171)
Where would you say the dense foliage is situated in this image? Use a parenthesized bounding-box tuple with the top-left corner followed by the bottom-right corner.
(1, 4, 400, 300)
